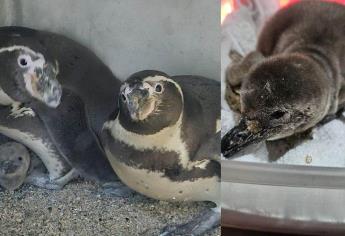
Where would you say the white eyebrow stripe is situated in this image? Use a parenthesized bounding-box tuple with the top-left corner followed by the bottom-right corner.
(143, 75, 184, 102)
(0, 45, 44, 59)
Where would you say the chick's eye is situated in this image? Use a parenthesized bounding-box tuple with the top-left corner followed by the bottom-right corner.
(270, 110, 286, 120)
(155, 83, 163, 93)
(121, 93, 127, 102)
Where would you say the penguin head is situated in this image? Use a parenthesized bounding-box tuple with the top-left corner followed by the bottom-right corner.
(222, 54, 329, 157)
(118, 70, 183, 134)
(0, 46, 62, 107)
(0, 142, 30, 191)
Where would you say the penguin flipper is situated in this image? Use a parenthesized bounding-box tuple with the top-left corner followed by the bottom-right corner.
(160, 207, 220, 236)
(25, 167, 78, 190)
(102, 182, 136, 197)
(30, 89, 118, 183)
(266, 130, 313, 162)
(194, 131, 221, 162)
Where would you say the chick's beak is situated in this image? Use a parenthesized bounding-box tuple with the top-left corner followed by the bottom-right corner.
(221, 118, 269, 158)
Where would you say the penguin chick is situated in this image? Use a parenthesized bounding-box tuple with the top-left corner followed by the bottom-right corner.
(0, 142, 30, 190)
(222, 1, 345, 158)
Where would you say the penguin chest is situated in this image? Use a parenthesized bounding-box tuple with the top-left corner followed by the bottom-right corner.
(103, 119, 219, 202)
(105, 148, 219, 202)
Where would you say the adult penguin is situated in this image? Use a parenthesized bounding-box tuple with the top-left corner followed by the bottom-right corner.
(0, 26, 125, 192)
(102, 70, 221, 235)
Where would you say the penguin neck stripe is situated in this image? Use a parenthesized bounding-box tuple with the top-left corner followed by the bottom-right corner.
(106, 113, 191, 169)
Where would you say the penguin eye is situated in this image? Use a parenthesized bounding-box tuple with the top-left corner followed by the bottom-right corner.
(155, 83, 163, 93)
(121, 93, 127, 102)
(17, 55, 31, 68)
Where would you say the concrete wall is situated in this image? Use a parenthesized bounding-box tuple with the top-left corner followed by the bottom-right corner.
(1, 0, 219, 81)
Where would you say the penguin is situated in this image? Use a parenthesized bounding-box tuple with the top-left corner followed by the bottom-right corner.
(0, 26, 126, 192)
(0, 39, 74, 189)
(0, 96, 76, 189)
(0, 142, 30, 191)
(222, 1, 345, 158)
(101, 70, 220, 235)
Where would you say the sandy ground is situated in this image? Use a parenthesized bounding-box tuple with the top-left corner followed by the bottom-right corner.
(0, 180, 220, 236)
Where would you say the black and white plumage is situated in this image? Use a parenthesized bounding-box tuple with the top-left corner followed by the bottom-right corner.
(102, 70, 220, 235)
(0, 26, 122, 189)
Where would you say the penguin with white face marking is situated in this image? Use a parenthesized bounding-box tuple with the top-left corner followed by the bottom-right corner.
(0, 142, 30, 191)
(0, 38, 73, 189)
(0, 26, 127, 192)
(102, 70, 221, 235)
(0, 46, 61, 108)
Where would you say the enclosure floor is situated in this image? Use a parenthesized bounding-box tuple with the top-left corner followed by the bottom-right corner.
(0, 180, 220, 236)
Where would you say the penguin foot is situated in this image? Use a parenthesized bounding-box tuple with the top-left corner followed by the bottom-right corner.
(319, 108, 345, 125)
(9, 102, 35, 118)
(25, 168, 78, 190)
(160, 208, 220, 236)
(25, 173, 63, 190)
(102, 182, 136, 197)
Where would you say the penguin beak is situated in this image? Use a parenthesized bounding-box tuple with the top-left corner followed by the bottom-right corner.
(32, 62, 62, 108)
(126, 88, 154, 121)
(221, 118, 271, 158)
